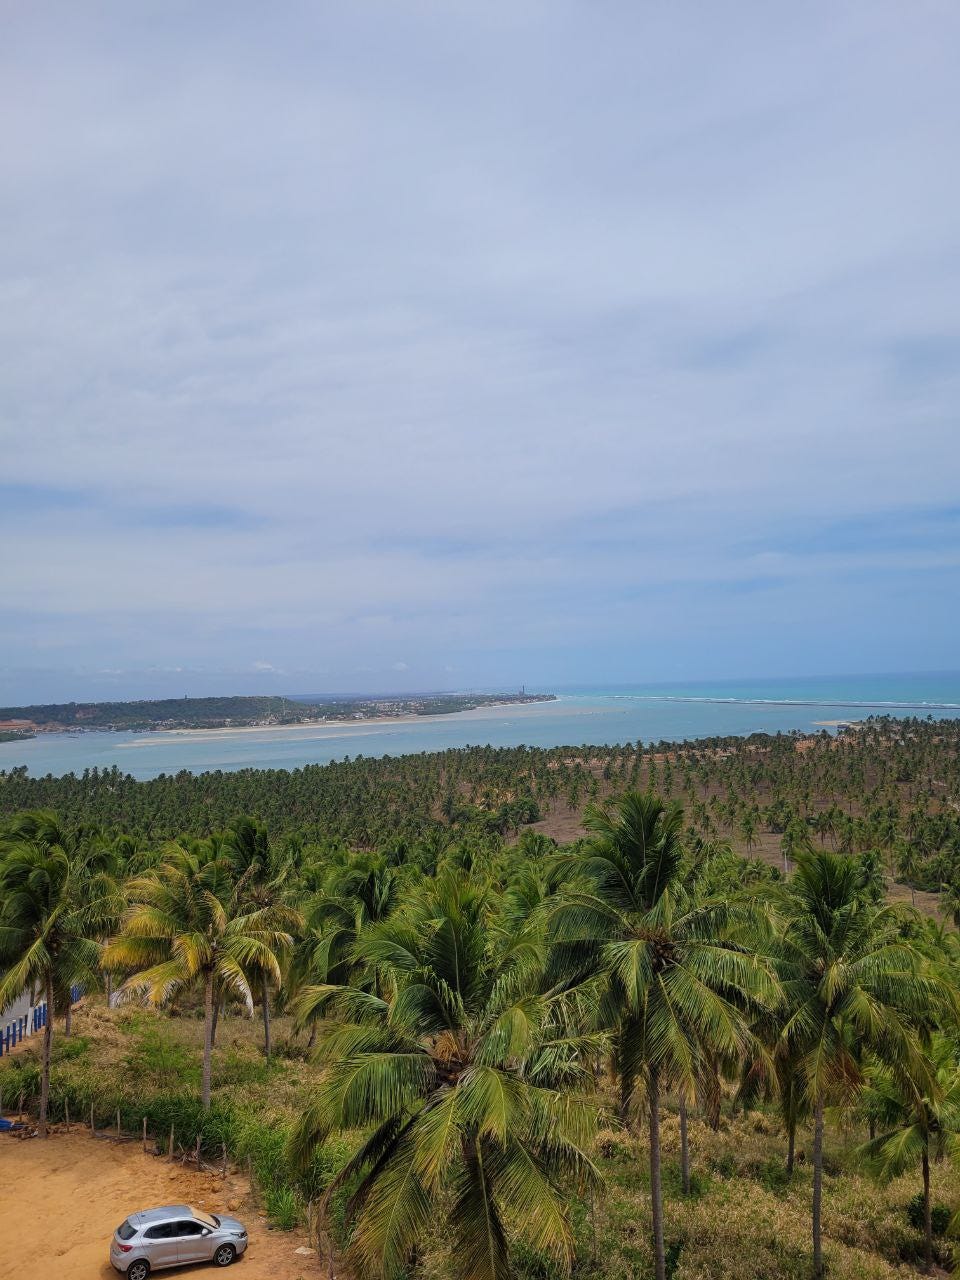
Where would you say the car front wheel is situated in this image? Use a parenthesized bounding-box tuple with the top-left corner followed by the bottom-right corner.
(127, 1263, 150, 1280)
(213, 1244, 236, 1267)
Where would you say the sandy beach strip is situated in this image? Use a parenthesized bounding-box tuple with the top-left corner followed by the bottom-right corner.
(156, 715, 422, 736)
(114, 699, 555, 748)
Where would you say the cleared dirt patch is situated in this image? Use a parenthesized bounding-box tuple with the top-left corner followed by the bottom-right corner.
(0, 1129, 330, 1280)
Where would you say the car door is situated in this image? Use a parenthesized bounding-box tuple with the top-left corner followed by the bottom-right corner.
(142, 1222, 179, 1268)
(172, 1219, 209, 1264)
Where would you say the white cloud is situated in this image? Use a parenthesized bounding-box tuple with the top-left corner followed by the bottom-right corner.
(2, 2, 959, 698)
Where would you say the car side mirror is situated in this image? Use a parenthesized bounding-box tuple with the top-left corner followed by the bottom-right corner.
(201, 1229, 211, 1237)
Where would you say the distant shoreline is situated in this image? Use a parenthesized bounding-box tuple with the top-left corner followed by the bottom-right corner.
(5, 694, 960, 784)
(143, 716, 422, 740)
(0, 692, 557, 738)
(124, 698, 556, 742)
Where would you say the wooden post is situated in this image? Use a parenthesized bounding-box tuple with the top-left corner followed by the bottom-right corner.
(143, 1116, 148, 1151)
(65, 1098, 70, 1130)
(18, 1091, 24, 1120)
(90, 1102, 95, 1134)
(116, 1108, 121, 1138)
(168, 1125, 174, 1160)
(194, 1134, 201, 1167)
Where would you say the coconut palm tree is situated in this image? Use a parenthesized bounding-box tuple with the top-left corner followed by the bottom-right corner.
(221, 817, 301, 1057)
(0, 812, 117, 1135)
(858, 1035, 960, 1273)
(288, 848, 402, 1040)
(777, 850, 949, 1279)
(739, 812, 758, 856)
(103, 841, 297, 1108)
(780, 817, 812, 876)
(289, 870, 601, 1280)
(548, 792, 779, 1280)
(896, 841, 924, 908)
(939, 879, 960, 931)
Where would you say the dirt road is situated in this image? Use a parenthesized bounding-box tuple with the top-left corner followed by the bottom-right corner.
(0, 1129, 331, 1280)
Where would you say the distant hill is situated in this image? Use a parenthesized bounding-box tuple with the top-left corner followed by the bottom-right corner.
(0, 692, 554, 733)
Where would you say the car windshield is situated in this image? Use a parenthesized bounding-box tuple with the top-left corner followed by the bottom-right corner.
(189, 1208, 219, 1229)
(117, 1221, 136, 1241)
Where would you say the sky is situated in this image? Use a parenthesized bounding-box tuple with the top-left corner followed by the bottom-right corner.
(2, 2, 960, 703)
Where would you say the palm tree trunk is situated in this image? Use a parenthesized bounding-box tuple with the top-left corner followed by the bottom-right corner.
(812, 1098, 825, 1279)
(211, 993, 220, 1048)
(261, 976, 272, 1058)
(704, 1060, 721, 1131)
(679, 1094, 690, 1194)
(649, 1064, 666, 1280)
(618, 1073, 632, 1127)
(922, 1141, 932, 1274)
(202, 970, 214, 1111)
(786, 1118, 796, 1177)
(39, 973, 54, 1138)
(105, 971, 113, 1008)
(65, 1000, 72, 1037)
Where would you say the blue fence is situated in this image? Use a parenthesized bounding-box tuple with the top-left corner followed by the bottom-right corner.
(0, 985, 83, 1058)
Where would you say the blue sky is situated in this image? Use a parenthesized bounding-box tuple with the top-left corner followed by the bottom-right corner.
(2, 2, 959, 703)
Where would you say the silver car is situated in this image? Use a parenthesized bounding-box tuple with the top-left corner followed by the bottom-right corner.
(110, 1204, 248, 1279)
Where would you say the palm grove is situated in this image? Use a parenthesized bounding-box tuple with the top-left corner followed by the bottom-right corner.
(2, 785, 960, 1280)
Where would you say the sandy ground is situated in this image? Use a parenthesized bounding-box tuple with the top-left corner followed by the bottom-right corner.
(112, 698, 556, 745)
(0, 1129, 332, 1280)
(139, 716, 421, 740)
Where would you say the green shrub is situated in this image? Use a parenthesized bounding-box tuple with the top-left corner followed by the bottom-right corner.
(264, 1184, 301, 1230)
(663, 1164, 709, 1198)
(273, 1036, 310, 1061)
(211, 1046, 276, 1088)
(906, 1192, 951, 1237)
(0, 1057, 41, 1101)
(755, 1157, 793, 1193)
(293, 1134, 353, 1204)
(53, 1035, 90, 1062)
(665, 1239, 684, 1280)
(710, 1151, 737, 1178)
(508, 1240, 566, 1280)
(122, 1025, 199, 1090)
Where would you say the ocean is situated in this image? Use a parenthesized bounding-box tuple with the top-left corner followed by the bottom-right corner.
(3, 672, 960, 782)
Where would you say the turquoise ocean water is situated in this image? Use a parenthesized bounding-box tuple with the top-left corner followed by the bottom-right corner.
(3, 672, 960, 781)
